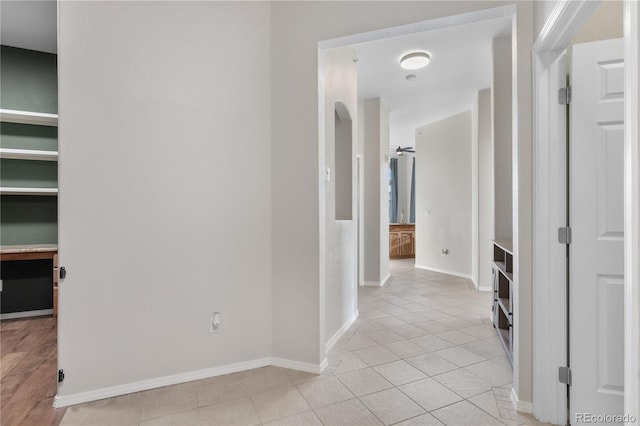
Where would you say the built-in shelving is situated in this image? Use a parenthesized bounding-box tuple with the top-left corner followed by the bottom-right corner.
(0, 187, 58, 196)
(0, 110, 59, 197)
(1, 46, 59, 320)
(492, 240, 513, 365)
(0, 108, 58, 126)
(0, 148, 58, 161)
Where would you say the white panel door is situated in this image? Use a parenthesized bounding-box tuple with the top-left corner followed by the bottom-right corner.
(570, 38, 624, 422)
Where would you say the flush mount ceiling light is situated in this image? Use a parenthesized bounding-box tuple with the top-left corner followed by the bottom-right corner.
(400, 51, 430, 70)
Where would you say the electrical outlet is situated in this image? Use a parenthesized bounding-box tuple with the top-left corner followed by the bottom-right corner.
(210, 312, 221, 333)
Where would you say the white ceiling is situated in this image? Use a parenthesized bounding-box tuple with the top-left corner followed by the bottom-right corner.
(1, 0, 57, 54)
(354, 16, 512, 149)
(1, 2, 509, 148)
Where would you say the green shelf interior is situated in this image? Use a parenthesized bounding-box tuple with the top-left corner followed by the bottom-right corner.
(1, 45, 58, 248)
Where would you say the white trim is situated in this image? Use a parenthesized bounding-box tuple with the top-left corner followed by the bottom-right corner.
(54, 358, 271, 407)
(319, 357, 328, 373)
(0, 148, 58, 161)
(624, 0, 640, 421)
(531, 1, 599, 423)
(381, 273, 390, 286)
(326, 310, 359, 353)
(318, 4, 515, 50)
(0, 309, 53, 320)
(318, 45, 328, 368)
(54, 356, 325, 408)
(0, 187, 58, 196)
(511, 387, 534, 414)
(0, 108, 58, 126)
(363, 273, 390, 287)
(271, 357, 325, 375)
(477, 285, 492, 292)
(533, 1, 599, 53)
(414, 264, 472, 281)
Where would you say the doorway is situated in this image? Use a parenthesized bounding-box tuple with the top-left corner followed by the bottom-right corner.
(0, 0, 62, 423)
(532, 1, 634, 423)
(318, 2, 526, 406)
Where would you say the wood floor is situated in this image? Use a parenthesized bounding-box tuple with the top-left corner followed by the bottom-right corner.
(1, 316, 66, 426)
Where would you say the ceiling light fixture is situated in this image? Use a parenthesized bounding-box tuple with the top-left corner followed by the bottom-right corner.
(400, 51, 430, 70)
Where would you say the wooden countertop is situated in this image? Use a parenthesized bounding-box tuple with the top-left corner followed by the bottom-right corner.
(0, 244, 57, 261)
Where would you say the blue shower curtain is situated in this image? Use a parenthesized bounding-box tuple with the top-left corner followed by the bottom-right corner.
(410, 157, 416, 223)
(390, 158, 398, 223)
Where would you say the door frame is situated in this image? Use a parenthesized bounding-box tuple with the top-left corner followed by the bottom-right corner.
(532, 0, 640, 422)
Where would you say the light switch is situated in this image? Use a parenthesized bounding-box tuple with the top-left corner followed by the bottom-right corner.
(424, 209, 431, 216)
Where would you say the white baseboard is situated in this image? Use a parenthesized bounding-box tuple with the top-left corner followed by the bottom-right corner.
(414, 264, 473, 281)
(326, 310, 359, 353)
(510, 387, 533, 414)
(54, 356, 324, 408)
(381, 273, 390, 286)
(478, 285, 492, 292)
(363, 274, 391, 287)
(319, 357, 328, 372)
(271, 357, 324, 374)
(1, 309, 53, 320)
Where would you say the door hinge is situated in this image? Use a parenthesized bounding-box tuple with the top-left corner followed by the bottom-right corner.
(559, 366, 572, 385)
(60, 266, 66, 279)
(558, 227, 572, 245)
(58, 369, 65, 383)
(558, 86, 572, 105)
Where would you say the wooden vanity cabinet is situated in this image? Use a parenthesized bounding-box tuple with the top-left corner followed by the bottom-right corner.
(389, 224, 415, 259)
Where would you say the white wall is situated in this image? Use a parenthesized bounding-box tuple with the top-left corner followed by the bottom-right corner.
(476, 89, 494, 291)
(361, 98, 390, 286)
(512, 1, 534, 406)
(357, 101, 365, 286)
(472, 102, 479, 287)
(415, 111, 472, 278)
(571, 0, 623, 44)
(322, 46, 358, 346)
(56, 0, 535, 406)
(492, 35, 513, 242)
(57, 1, 272, 398)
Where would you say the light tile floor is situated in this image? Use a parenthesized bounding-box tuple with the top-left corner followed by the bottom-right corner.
(60, 260, 546, 426)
